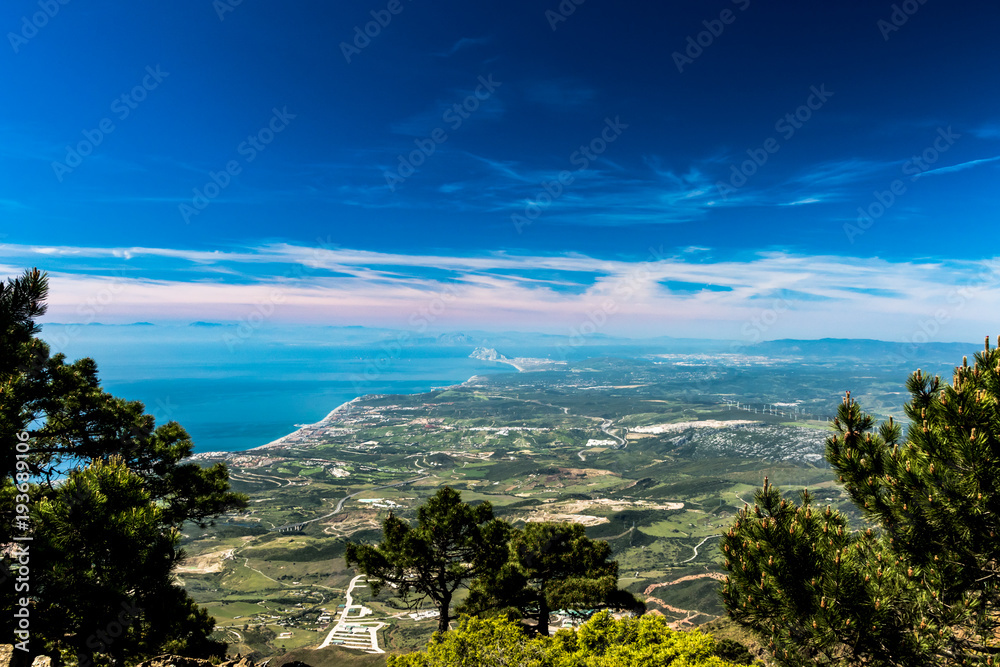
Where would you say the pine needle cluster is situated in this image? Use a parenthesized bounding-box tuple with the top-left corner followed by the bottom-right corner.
(723, 338, 1000, 666)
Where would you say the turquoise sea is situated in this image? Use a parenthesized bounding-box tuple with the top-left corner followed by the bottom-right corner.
(38, 324, 516, 453)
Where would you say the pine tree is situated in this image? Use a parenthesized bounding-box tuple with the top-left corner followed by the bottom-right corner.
(722, 338, 1000, 666)
(31, 457, 219, 665)
(460, 521, 644, 636)
(344, 486, 508, 633)
(1, 268, 247, 662)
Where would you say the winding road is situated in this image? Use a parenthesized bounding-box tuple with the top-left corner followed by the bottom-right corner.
(230, 470, 295, 486)
(680, 534, 720, 564)
(600, 420, 627, 448)
(298, 475, 430, 528)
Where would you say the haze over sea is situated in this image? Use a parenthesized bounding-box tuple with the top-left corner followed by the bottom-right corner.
(38, 324, 514, 453)
(38, 322, 978, 454)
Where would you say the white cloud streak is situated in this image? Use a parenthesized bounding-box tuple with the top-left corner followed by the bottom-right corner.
(3, 242, 998, 341)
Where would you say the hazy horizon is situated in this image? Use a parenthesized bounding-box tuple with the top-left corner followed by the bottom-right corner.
(35, 320, 990, 348)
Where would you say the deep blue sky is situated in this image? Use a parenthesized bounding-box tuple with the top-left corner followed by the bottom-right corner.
(2, 0, 1000, 341)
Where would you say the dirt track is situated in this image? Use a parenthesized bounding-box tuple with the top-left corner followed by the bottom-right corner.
(643, 571, 726, 596)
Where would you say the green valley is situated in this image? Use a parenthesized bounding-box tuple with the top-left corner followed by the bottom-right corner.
(180, 347, 959, 659)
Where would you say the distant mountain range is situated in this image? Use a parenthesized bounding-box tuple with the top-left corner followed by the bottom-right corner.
(36, 322, 981, 365)
(751, 338, 978, 361)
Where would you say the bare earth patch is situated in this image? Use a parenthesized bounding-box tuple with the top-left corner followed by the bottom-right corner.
(519, 511, 609, 526)
(557, 467, 618, 478)
(515, 498, 684, 525)
(559, 498, 685, 513)
(644, 596, 714, 628)
(643, 572, 726, 596)
(176, 549, 234, 574)
(322, 510, 381, 537)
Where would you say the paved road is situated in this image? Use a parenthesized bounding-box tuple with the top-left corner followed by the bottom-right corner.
(293, 475, 430, 528)
(600, 420, 627, 449)
(230, 471, 291, 486)
(681, 534, 720, 564)
(319, 575, 386, 653)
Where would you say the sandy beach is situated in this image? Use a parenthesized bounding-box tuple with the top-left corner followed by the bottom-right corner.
(250, 397, 359, 450)
(249, 372, 496, 451)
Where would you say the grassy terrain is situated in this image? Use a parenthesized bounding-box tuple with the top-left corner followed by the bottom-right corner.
(183, 352, 916, 662)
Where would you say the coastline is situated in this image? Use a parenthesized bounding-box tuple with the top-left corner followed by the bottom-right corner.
(319, 396, 362, 424)
(249, 371, 506, 451)
(249, 397, 360, 450)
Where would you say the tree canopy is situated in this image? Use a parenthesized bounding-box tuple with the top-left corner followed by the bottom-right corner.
(460, 521, 645, 636)
(388, 611, 748, 667)
(2, 268, 247, 663)
(345, 486, 508, 633)
(722, 340, 1000, 666)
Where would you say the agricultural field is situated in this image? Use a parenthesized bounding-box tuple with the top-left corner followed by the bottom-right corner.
(181, 348, 956, 661)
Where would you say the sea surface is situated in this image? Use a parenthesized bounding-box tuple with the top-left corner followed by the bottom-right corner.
(38, 324, 515, 453)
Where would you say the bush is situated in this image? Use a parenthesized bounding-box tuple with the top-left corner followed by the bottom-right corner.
(388, 611, 747, 666)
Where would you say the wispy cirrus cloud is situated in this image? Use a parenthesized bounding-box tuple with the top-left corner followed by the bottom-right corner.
(435, 37, 492, 57)
(972, 124, 1000, 139)
(914, 154, 1000, 178)
(268, 137, 1000, 233)
(5, 241, 998, 342)
(523, 78, 596, 109)
(389, 83, 505, 137)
